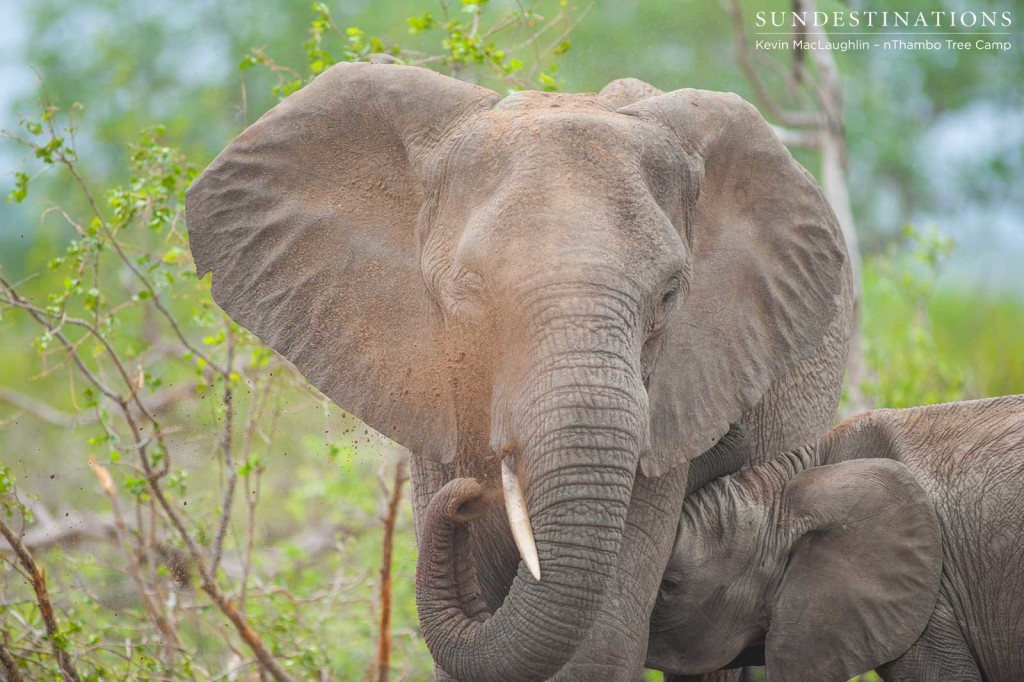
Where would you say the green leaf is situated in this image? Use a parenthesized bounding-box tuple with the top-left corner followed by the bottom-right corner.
(162, 246, 186, 264)
(202, 330, 225, 346)
(7, 171, 29, 204)
(407, 13, 436, 34)
(34, 136, 65, 164)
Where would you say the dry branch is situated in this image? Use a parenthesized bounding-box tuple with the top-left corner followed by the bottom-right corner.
(374, 458, 408, 682)
(0, 640, 25, 682)
(211, 328, 237, 577)
(89, 460, 184, 658)
(720, 0, 818, 128)
(0, 517, 82, 682)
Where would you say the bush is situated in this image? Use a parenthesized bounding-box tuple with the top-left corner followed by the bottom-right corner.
(0, 4, 580, 679)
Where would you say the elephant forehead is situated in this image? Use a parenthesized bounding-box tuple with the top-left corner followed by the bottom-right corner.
(493, 90, 617, 113)
(433, 108, 689, 235)
(417, 97, 691, 288)
(454, 102, 683, 174)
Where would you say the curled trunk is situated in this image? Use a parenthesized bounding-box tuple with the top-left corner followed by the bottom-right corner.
(416, 463, 635, 680)
(416, 348, 644, 681)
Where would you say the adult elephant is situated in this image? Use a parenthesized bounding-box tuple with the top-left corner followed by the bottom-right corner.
(186, 63, 852, 681)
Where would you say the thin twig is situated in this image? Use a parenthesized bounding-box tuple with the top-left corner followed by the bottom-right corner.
(0, 384, 195, 428)
(88, 460, 184, 658)
(0, 511, 115, 555)
(47, 133, 224, 376)
(238, 374, 277, 612)
(211, 325, 237, 576)
(0, 279, 173, 476)
(138, 446, 297, 682)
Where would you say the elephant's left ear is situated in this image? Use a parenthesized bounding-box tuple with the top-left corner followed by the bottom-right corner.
(767, 459, 942, 681)
(622, 89, 849, 476)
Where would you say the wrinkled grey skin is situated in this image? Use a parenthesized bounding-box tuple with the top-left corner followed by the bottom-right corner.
(186, 63, 852, 681)
(649, 395, 1024, 682)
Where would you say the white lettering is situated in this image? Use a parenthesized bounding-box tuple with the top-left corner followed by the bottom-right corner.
(976, 39, 1012, 50)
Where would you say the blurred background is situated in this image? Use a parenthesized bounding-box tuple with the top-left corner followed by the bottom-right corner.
(0, 0, 1020, 679)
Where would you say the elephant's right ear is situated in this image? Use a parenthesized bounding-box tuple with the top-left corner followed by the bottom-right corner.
(598, 78, 663, 107)
(186, 63, 499, 462)
(767, 459, 942, 681)
(624, 90, 848, 477)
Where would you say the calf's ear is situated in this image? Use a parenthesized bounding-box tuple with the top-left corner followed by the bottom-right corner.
(767, 459, 942, 681)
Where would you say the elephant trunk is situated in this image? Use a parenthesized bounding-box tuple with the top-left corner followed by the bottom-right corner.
(416, 338, 645, 681)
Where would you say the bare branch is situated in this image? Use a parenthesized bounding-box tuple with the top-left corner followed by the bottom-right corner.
(0, 639, 25, 682)
(0, 517, 82, 682)
(0, 512, 115, 555)
(795, 0, 867, 414)
(772, 125, 821, 148)
(43, 130, 225, 376)
(373, 457, 408, 682)
(0, 279, 174, 475)
(1, 278, 295, 682)
(719, 0, 819, 128)
(139, 455, 298, 682)
(0, 383, 196, 428)
(88, 460, 184, 659)
(211, 326, 237, 577)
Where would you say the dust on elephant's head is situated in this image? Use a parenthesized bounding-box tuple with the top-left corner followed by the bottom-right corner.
(186, 63, 847, 681)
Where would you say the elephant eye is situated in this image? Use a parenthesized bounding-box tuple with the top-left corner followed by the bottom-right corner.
(652, 278, 681, 331)
(446, 269, 485, 312)
(454, 270, 483, 294)
(660, 577, 681, 593)
(662, 276, 683, 306)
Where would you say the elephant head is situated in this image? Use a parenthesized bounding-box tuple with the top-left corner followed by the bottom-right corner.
(186, 63, 846, 681)
(648, 456, 943, 681)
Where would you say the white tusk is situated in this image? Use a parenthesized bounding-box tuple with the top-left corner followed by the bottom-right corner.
(501, 459, 541, 581)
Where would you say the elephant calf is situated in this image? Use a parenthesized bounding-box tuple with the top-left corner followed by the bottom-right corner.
(647, 395, 1024, 682)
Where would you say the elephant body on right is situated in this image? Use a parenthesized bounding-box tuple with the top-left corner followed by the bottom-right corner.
(648, 395, 1024, 681)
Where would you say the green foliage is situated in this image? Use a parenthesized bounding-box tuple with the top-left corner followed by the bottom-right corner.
(859, 225, 967, 408)
(851, 220, 1024, 412)
(0, 85, 428, 682)
(740, 669, 881, 682)
(0, 465, 33, 521)
(240, 0, 576, 98)
(7, 171, 29, 204)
